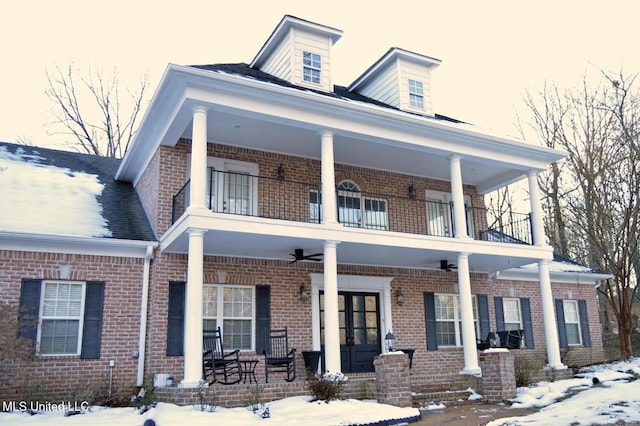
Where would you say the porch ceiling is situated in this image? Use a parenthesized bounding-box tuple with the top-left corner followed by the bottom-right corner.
(162, 227, 543, 274)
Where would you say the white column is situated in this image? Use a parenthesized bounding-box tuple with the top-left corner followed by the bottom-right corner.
(457, 252, 481, 375)
(181, 228, 207, 387)
(539, 260, 566, 370)
(528, 170, 545, 246)
(320, 131, 338, 225)
(189, 105, 208, 211)
(449, 155, 469, 239)
(322, 241, 341, 373)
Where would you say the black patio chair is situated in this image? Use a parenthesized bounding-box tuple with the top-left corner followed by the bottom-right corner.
(477, 332, 499, 350)
(203, 327, 242, 385)
(496, 329, 524, 349)
(263, 327, 296, 382)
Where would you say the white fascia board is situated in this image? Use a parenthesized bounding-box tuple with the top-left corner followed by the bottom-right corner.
(0, 231, 158, 258)
(116, 64, 190, 184)
(496, 267, 612, 285)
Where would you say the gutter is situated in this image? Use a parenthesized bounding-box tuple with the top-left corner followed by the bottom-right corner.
(136, 245, 155, 386)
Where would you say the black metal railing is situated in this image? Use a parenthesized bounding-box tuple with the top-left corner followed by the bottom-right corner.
(171, 171, 533, 244)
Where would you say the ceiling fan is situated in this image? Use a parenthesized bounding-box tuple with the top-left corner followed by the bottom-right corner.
(440, 260, 458, 272)
(290, 249, 323, 263)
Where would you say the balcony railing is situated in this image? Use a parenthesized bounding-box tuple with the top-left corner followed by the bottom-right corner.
(172, 171, 532, 244)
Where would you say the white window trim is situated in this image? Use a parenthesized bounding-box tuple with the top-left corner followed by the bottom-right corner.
(563, 300, 583, 346)
(503, 298, 523, 331)
(408, 79, 424, 110)
(434, 293, 478, 347)
(37, 280, 86, 356)
(303, 51, 322, 85)
(203, 283, 255, 352)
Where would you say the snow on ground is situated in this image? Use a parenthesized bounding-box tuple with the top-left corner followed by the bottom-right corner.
(487, 357, 640, 425)
(0, 145, 111, 237)
(2, 358, 640, 425)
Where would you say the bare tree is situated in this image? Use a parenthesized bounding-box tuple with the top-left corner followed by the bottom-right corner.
(524, 69, 640, 358)
(45, 63, 148, 158)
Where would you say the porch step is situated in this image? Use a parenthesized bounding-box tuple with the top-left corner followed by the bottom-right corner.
(411, 388, 475, 409)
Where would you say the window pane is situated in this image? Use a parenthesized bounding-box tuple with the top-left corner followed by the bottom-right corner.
(203, 286, 218, 317)
(40, 319, 79, 355)
(566, 323, 581, 345)
(435, 295, 455, 320)
(504, 299, 521, 324)
(223, 319, 252, 350)
(436, 321, 456, 346)
(364, 198, 388, 230)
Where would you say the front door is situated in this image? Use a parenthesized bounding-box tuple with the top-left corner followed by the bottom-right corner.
(320, 291, 381, 373)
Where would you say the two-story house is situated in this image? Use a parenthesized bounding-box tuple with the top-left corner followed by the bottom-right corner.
(1, 15, 608, 405)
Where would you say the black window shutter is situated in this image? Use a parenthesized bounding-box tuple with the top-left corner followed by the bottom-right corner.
(19, 279, 42, 350)
(81, 281, 105, 359)
(520, 297, 534, 349)
(578, 299, 591, 347)
(477, 294, 490, 340)
(167, 281, 186, 356)
(555, 299, 568, 348)
(424, 292, 437, 350)
(494, 296, 505, 331)
(255, 285, 271, 354)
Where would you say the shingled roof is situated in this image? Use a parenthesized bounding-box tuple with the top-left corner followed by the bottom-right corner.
(0, 142, 155, 242)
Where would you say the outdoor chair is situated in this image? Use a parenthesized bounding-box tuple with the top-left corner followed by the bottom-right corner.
(476, 332, 499, 350)
(263, 327, 296, 382)
(203, 327, 242, 385)
(496, 329, 524, 349)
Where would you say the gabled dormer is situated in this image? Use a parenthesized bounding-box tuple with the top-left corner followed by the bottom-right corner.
(348, 48, 441, 116)
(250, 15, 343, 92)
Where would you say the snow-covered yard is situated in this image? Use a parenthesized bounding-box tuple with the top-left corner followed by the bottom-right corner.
(2, 358, 640, 425)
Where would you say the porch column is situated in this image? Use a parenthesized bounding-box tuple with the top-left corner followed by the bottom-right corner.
(189, 105, 208, 211)
(323, 240, 341, 373)
(539, 260, 566, 370)
(182, 228, 207, 387)
(320, 130, 338, 225)
(457, 252, 481, 375)
(527, 170, 545, 246)
(449, 155, 469, 239)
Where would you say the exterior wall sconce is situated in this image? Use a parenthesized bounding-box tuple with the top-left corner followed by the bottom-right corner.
(277, 164, 285, 181)
(396, 289, 404, 306)
(408, 184, 417, 200)
(385, 331, 396, 352)
(299, 285, 308, 302)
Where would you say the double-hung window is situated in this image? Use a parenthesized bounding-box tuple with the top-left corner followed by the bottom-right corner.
(503, 298, 523, 331)
(303, 51, 321, 84)
(39, 281, 85, 355)
(203, 284, 254, 350)
(408, 79, 424, 109)
(434, 294, 478, 347)
(562, 300, 582, 345)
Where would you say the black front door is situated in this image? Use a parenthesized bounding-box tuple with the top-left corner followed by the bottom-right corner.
(321, 291, 381, 373)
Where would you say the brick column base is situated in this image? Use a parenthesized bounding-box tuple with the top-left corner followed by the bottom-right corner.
(373, 352, 411, 407)
(479, 349, 516, 402)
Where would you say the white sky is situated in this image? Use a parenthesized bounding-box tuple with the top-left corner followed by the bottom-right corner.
(2, 0, 639, 150)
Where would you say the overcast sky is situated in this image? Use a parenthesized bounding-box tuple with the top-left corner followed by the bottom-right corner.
(2, 0, 638, 150)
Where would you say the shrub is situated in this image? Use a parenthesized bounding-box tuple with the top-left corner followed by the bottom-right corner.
(306, 371, 347, 402)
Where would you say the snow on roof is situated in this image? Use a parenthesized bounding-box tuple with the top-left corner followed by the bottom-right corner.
(0, 145, 112, 238)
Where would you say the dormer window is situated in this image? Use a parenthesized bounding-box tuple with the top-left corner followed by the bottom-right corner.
(303, 51, 321, 84)
(408, 79, 424, 109)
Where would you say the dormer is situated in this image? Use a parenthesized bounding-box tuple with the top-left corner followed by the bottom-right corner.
(348, 48, 442, 116)
(250, 15, 343, 92)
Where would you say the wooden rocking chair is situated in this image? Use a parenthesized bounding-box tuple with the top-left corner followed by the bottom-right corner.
(203, 327, 242, 385)
(263, 327, 296, 383)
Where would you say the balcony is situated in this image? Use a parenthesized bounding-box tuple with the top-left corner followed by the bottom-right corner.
(172, 170, 532, 245)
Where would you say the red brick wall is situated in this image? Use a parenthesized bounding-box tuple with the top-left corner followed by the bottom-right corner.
(0, 250, 146, 402)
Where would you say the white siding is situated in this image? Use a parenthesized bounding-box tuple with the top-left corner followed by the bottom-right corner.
(398, 58, 434, 115)
(357, 61, 400, 108)
(260, 31, 293, 82)
(291, 27, 333, 91)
